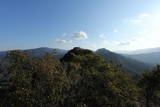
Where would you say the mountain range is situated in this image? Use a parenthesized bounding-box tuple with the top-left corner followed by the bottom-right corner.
(0, 47, 158, 74)
(95, 48, 152, 74)
(126, 52, 160, 65)
(117, 47, 160, 55)
(118, 47, 160, 65)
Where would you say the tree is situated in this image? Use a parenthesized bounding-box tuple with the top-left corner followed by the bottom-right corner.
(138, 65, 160, 107)
(4, 51, 67, 107)
(61, 47, 138, 107)
(0, 48, 141, 107)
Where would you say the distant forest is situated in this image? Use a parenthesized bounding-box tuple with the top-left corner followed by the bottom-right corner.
(0, 47, 160, 107)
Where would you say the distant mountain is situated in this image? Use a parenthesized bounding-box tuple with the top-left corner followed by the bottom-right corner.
(0, 47, 68, 60)
(0, 47, 154, 74)
(0, 51, 7, 60)
(95, 48, 153, 74)
(118, 47, 160, 55)
(23, 47, 68, 59)
(128, 52, 160, 65)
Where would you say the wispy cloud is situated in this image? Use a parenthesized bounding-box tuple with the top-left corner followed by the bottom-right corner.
(56, 39, 72, 44)
(113, 29, 118, 33)
(137, 30, 149, 35)
(62, 33, 69, 37)
(128, 13, 149, 23)
(88, 44, 97, 50)
(117, 41, 130, 46)
(101, 29, 160, 51)
(97, 12, 160, 51)
(71, 31, 88, 40)
(99, 33, 106, 39)
(55, 31, 88, 44)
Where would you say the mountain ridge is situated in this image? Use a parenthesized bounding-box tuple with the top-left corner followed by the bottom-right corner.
(0, 47, 154, 74)
(118, 47, 160, 55)
(95, 48, 153, 74)
(127, 51, 160, 65)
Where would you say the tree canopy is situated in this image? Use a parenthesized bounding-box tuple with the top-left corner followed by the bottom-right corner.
(0, 47, 159, 107)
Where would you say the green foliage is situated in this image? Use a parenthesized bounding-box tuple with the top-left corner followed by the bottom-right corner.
(1, 48, 159, 107)
(61, 48, 138, 107)
(3, 51, 66, 107)
(138, 65, 160, 106)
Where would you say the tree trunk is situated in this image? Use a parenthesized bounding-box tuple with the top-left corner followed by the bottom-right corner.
(146, 89, 149, 107)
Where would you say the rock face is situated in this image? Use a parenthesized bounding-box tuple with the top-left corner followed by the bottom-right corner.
(60, 47, 93, 62)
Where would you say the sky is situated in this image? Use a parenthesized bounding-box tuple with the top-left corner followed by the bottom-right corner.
(0, 0, 160, 51)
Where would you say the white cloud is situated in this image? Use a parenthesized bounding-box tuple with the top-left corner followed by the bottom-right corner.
(103, 29, 160, 51)
(71, 31, 88, 40)
(117, 41, 130, 46)
(100, 12, 160, 51)
(139, 13, 149, 18)
(99, 33, 106, 39)
(129, 13, 149, 23)
(137, 30, 149, 35)
(87, 44, 97, 50)
(62, 33, 69, 37)
(113, 29, 118, 33)
(56, 39, 72, 44)
(130, 19, 142, 23)
(56, 31, 88, 44)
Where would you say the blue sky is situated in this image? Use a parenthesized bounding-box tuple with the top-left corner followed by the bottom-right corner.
(0, 0, 160, 51)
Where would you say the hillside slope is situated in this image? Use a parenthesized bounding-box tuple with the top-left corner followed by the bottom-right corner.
(0, 47, 153, 74)
(95, 48, 153, 74)
(128, 52, 160, 65)
(0, 47, 67, 60)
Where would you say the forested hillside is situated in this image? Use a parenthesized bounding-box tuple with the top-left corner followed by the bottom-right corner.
(0, 47, 159, 107)
(95, 48, 152, 74)
(0, 47, 152, 74)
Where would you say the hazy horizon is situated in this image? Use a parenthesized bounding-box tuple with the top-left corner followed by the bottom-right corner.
(1, 46, 160, 54)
